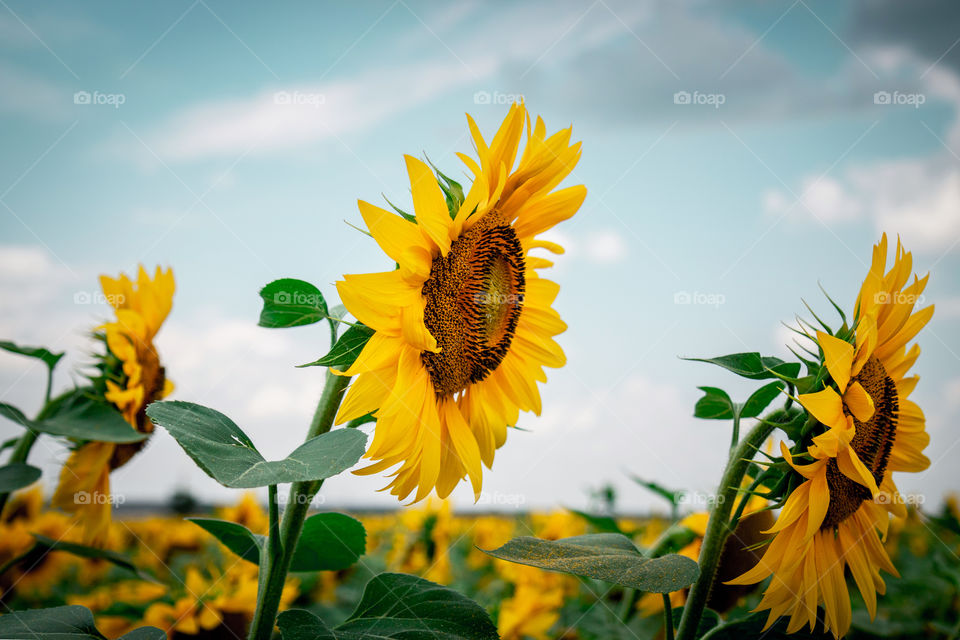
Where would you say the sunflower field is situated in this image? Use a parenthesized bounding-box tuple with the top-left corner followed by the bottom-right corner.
(2, 4, 959, 639)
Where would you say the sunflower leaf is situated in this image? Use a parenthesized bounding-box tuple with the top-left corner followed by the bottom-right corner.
(259, 279, 329, 329)
(0, 604, 165, 640)
(34, 390, 146, 443)
(289, 513, 367, 572)
(299, 322, 374, 369)
(188, 518, 263, 564)
(277, 573, 499, 640)
(0, 463, 42, 492)
(686, 352, 801, 382)
(31, 534, 155, 581)
(740, 381, 785, 419)
(694, 386, 735, 420)
(146, 401, 367, 488)
(482, 533, 700, 593)
(0, 340, 64, 372)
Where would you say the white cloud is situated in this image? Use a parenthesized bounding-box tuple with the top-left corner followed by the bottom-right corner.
(584, 229, 629, 263)
(764, 160, 960, 253)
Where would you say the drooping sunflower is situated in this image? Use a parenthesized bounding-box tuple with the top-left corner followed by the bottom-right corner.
(334, 103, 585, 502)
(728, 235, 933, 637)
(52, 266, 175, 542)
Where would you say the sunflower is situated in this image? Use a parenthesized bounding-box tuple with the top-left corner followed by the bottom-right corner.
(52, 266, 175, 543)
(334, 103, 585, 502)
(728, 234, 933, 637)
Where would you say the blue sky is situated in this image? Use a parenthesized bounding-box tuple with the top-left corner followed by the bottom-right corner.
(1, 0, 958, 514)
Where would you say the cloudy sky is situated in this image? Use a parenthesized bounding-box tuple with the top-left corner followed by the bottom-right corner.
(1, 0, 958, 515)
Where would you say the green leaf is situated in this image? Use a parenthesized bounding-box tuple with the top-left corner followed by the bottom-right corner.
(190, 512, 366, 571)
(568, 508, 625, 534)
(0, 604, 107, 639)
(0, 436, 19, 453)
(299, 322, 374, 369)
(188, 518, 263, 564)
(118, 628, 167, 640)
(289, 513, 366, 572)
(687, 353, 801, 381)
(631, 477, 686, 507)
(482, 533, 699, 593)
(30, 534, 155, 582)
(33, 390, 146, 443)
(0, 402, 31, 428)
(277, 573, 499, 640)
(146, 401, 367, 488)
(694, 387, 735, 420)
(259, 279, 329, 328)
(0, 463, 42, 492)
(0, 340, 64, 371)
(0, 604, 165, 640)
(741, 381, 785, 419)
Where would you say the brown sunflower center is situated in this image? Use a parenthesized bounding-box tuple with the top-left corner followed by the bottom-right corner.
(821, 356, 899, 529)
(421, 210, 525, 396)
(109, 344, 166, 470)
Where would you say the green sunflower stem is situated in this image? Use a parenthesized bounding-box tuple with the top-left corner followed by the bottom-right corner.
(674, 417, 778, 640)
(0, 378, 58, 516)
(247, 370, 352, 640)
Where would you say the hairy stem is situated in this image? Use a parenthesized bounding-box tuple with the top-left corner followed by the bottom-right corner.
(674, 417, 778, 640)
(247, 370, 351, 640)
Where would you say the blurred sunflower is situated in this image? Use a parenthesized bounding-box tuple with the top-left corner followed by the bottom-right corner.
(728, 235, 933, 637)
(335, 103, 585, 501)
(52, 266, 175, 543)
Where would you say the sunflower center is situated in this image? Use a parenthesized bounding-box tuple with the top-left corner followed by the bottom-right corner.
(109, 344, 165, 470)
(821, 356, 899, 529)
(421, 210, 525, 396)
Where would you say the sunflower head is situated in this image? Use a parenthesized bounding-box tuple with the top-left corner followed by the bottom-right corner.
(52, 265, 175, 543)
(335, 103, 585, 502)
(729, 234, 933, 638)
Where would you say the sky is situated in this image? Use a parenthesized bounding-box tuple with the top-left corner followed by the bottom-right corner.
(1, 0, 958, 516)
